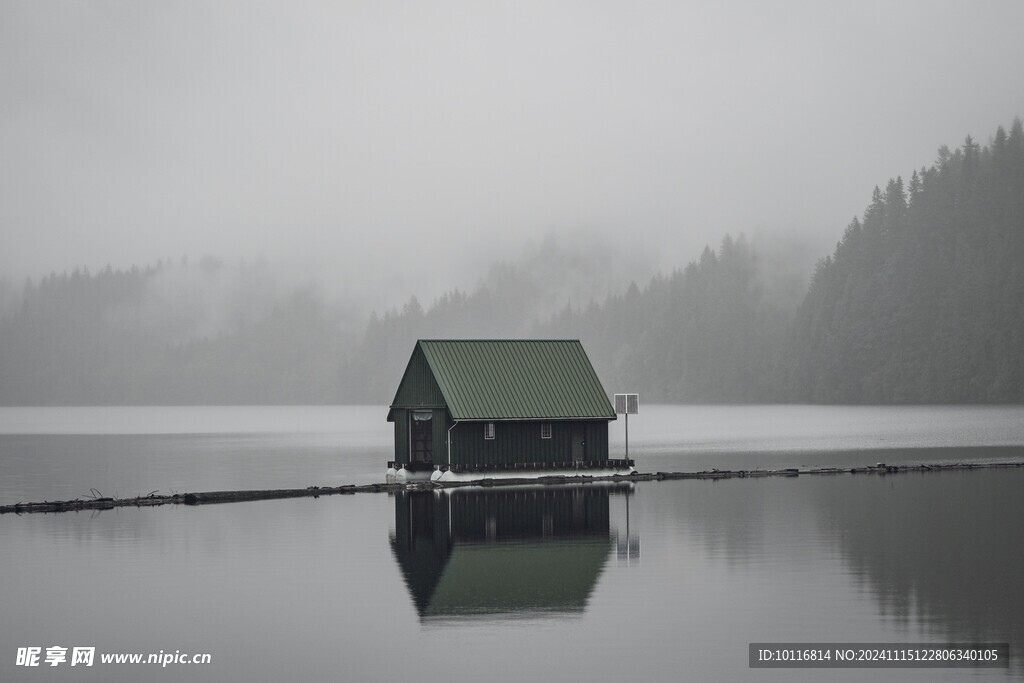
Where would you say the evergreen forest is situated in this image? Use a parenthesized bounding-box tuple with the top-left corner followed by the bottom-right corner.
(2, 120, 1021, 404)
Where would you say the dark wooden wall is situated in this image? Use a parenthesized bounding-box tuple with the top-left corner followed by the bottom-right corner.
(447, 419, 609, 466)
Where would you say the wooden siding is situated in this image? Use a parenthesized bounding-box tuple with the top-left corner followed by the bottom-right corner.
(585, 421, 608, 463)
(431, 408, 448, 465)
(393, 408, 408, 461)
(391, 345, 446, 410)
(448, 419, 610, 467)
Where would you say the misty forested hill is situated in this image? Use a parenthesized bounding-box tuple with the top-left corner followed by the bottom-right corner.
(348, 120, 1024, 404)
(1, 120, 1022, 405)
(782, 120, 1024, 402)
(537, 236, 796, 402)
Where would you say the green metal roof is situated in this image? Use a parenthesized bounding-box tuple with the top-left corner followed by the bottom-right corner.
(422, 539, 611, 618)
(409, 339, 616, 421)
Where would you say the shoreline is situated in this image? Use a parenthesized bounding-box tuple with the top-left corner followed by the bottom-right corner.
(3, 460, 1023, 515)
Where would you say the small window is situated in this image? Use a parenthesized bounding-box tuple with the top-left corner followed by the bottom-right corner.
(540, 422, 552, 439)
(484, 422, 495, 440)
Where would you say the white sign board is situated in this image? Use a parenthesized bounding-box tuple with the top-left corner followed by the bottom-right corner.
(614, 393, 639, 414)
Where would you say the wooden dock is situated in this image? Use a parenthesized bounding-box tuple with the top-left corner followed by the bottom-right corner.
(2, 460, 1023, 515)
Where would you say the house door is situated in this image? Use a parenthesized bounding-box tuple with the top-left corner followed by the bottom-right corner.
(571, 422, 585, 462)
(410, 411, 433, 463)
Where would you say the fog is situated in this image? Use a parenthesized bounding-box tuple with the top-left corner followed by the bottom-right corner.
(3, 1, 1023, 310)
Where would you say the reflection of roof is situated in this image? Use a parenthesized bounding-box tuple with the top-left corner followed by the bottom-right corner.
(425, 539, 611, 618)
(402, 340, 616, 421)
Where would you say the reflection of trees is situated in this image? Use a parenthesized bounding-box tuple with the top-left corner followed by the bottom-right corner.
(807, 470, 1024, 649)
(640, 470, 1022, 669)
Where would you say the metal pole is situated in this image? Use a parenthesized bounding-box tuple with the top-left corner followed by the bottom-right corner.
(625, 412, 629, 459)
(625, 487, 631, 565)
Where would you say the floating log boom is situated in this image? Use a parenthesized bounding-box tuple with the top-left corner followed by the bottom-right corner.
(2, 461, 1022, 515)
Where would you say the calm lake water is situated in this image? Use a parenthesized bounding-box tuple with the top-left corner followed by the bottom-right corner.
(1, 405, 1023, 681)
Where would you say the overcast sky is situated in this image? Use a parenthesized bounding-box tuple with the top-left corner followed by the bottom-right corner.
(2, 0, 1022, 308)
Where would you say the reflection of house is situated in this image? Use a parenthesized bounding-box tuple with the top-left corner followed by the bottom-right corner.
(386, 340, 633, 482)
(389, 487, 621, 620)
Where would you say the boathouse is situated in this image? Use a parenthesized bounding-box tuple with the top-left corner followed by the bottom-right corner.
(386, 340, 630, 481)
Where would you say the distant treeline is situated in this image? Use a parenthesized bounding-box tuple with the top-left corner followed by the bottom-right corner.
(0, 259, 348, 404)
(1, 120, 1022, 404)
